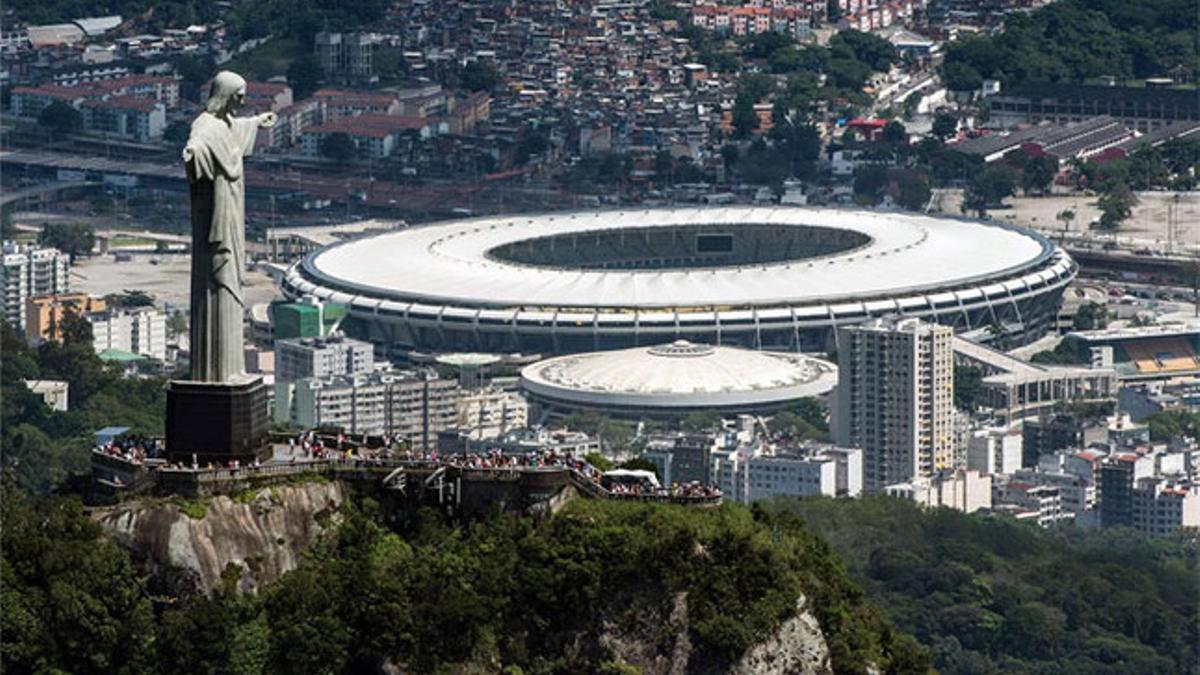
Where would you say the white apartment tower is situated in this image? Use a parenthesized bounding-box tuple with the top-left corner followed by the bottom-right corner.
(835, 317, 955, 491)
(2, 243, 70, 330)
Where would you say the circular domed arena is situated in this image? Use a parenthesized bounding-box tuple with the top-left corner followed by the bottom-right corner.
(281, 206, 1076, 355)
(519, 340, 838, 418)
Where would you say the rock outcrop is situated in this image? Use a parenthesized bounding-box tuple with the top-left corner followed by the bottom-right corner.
(95, 480, 346, 594)
(600, 591, 832, 675)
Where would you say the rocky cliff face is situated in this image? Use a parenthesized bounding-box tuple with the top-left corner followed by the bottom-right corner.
(95, 481, 346, 594)
(600, 591, 832, 675)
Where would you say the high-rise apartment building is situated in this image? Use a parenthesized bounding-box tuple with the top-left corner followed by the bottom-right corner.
(275, 334, 374, 383)
(87, 307, 168, 361)
(835, 317, 955, 491)
(281, 370, 461, 450)
(2, 243, 70, 330)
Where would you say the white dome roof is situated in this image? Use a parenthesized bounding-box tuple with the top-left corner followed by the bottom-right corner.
(520, 340, 837, 411)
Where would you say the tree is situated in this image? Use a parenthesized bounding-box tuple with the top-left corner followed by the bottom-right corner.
(173, 54, 217, 101)
(942, 62, 982, 92)
(931, 113, 958, 141)
(1073, 302, 1109, 331)
(319, 133, 357, 162)
(954, 366, 983, 410)
(105, 289, 155, 308)
(1056, 209, 1076, 237)
(164, 120, 191, 145)
(1095, 184, 1137, 230)
(461, 61, 500, 92)
(167, 311, 188, 339)
(38, 222, 94, 258)
(829, 30, 896, 71)
(882, 120, 908, 144)
(896, 173, 932, 211)
(653, 150, 674, 184)
(854, 164, 889, 204)
(682, 410, 721, 432)
(617, 456, 659, 477)
(1, 203, 15, 240)
(37, 101, 82, 136)
(720, 144, 740, 173)
(963, 165, 1018, 216)
(1022, 154, 1059, 195)
(287, 55, 322, 100)
(731, 95, 759, 139)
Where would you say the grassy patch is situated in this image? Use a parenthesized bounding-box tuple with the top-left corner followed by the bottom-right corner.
(109, 236, 157, 247)
(174, 499, 207, 520)
(222, 37, 306, 81)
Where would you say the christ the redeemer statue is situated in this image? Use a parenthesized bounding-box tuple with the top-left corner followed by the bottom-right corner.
(183, 71, 276, 383)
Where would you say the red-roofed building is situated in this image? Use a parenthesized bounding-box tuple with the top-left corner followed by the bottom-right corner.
(845, 118, 890, 141)
(313, 88, 400, 121)
(80, 96, 166, 141)
(10, 84, 92, 117)
(301, 113, 442, 159)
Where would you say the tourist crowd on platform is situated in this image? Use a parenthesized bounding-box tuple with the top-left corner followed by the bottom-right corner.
(96, 431, 720, 499)
(606, 481, 722, 499)
(95, 435, 165, 465)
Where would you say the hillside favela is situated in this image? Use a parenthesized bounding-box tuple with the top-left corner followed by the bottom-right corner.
(1, 0, 1198, 672)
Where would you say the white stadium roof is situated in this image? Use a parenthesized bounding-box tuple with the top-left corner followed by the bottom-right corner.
(303, 207, 1051, 310)
(521, 340, 838, 411)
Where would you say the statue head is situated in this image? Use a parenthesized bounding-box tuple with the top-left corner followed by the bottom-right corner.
(205, 71, 247, 116)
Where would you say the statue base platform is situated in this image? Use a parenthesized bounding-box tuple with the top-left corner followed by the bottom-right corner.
(166, 377, 270, 465)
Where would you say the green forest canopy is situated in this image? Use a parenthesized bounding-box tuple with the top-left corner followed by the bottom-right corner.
(780, 497, 1199, 675)
(0, 490, 931, 674)
(942, 0, 1198, 89)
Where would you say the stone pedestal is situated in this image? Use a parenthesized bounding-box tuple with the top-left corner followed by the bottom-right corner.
(166, 377, 270, 465)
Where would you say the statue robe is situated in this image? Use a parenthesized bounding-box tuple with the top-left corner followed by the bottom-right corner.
(184, 111, 259, 383)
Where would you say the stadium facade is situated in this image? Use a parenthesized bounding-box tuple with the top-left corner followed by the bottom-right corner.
(281, 207, 1076, 356)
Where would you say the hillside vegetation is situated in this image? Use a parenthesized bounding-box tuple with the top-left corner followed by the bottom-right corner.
(780, 497, 1199, 675)
(1, 486, 930, 674)
(942, 0, 1197, 90)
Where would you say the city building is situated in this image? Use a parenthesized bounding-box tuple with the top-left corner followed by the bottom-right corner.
(1131, 478, 1200, 537)
(24, 292, 106, 342)
(22, 379, 69, 411)
(79, 96, 166, 141)
(835, 317, 955, 491)
(992, 481, 1068, 527)
(273, 299, 348, 340)
(988, 84, 1200, 133)
(454, 387, 529, 440)
(2, 243, 71, 331)
(1099, 452, 1157, 528)
(282, 207, 1076, 355)
(282, 370, 460, 449)
(952, 336, 1117, 422)
(644, 432, 725, 486)
(274, 334, 374, 384)
(966, 426, 1023, 476)
(300, 113, 440, 159)
(712, 441, 863, 504)
(884, 469, 993, 513)
(315, 32, 379, 81)
(456, 427, 600, 456)
(86, 307, 168, 361)
(947, 116, 1136, 165)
